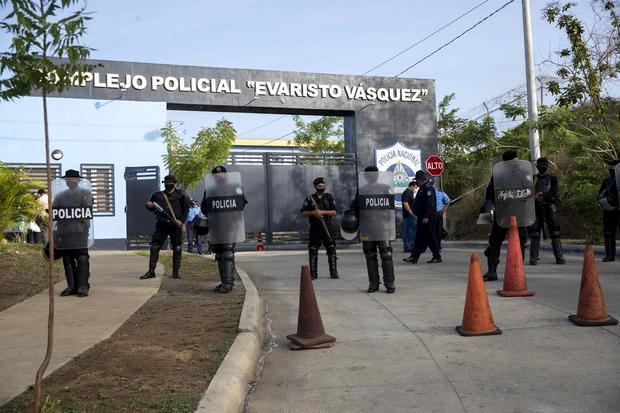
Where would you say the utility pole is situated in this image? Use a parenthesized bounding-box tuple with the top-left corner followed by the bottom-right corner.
(521, 0, 540, 161)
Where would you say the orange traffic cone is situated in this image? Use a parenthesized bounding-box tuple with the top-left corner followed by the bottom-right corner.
(497, 216, 535, 297)
(568, 245, 618, 326)
(456, 252, 502, 336)
(256, 232, 264, 252)
(287, 265, 336, 350)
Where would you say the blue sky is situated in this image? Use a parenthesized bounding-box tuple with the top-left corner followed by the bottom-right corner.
(1, 0, 615, 140)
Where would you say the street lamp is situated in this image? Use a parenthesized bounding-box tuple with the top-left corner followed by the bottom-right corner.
(51, 149, 63, 160)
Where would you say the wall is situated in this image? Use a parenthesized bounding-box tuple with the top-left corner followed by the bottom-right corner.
(0, 97, 167, 243)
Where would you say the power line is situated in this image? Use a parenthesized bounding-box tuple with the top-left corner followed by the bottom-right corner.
(236, 131, 296, 153)
(394, 0, 516, 78)
(237, 114, 288, 137)
(363, 0, 490, 75)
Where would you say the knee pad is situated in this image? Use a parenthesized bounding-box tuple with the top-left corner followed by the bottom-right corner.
(150, 244, 161, 253)
(222, 250, 234, 263)
(326, 245, 337, 256)
(529, 231, 540, 240)
(378, 246, 392, 261)
(308, 245, 319, 255)
(172, 245, 182, 254)
(551, 230, 561, 239)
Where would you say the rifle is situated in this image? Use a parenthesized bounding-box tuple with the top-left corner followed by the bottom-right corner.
(152, 202, 183, 229)
(307, 195, 333, 242)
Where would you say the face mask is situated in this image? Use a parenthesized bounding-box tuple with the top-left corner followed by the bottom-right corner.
(537, 165, 548, 175)
(164, 183, 175, 191)
(316, 187, 326, 194)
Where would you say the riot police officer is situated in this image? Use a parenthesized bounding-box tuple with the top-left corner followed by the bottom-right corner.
(481, 150, 532, 281)
(201, 166, 248, 293)
(404, 170, 441, 264)
(52, 169, 94, 297)
(301, 177, 338, 280)
(528, 157, 566, 265)
(348, 166, 396, 293)
(141, 174, 191, 280)
(599, 159, 620, 262)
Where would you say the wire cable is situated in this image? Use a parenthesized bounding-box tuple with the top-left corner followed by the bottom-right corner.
(363, 0, 490, 75)
(237, 114, 288, 137)
(394, 0, 516, 77)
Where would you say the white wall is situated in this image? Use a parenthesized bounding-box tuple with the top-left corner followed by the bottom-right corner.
(0, 97, 167, 240)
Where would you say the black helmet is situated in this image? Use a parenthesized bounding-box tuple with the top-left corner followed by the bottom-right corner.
(193, 214, 209, 236)
(340, 210, 359, 240)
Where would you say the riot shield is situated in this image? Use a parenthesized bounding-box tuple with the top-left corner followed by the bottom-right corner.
(357, 171, 396, 241)
(51, 178, 94, 249)
(493, 160, 535, 228)
(203, 172, 246, 244)
(616, 164, 620, 202)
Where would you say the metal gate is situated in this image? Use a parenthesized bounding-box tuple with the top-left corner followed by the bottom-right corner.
(187, 152, 359, 244)
(124, 166, 160, 249)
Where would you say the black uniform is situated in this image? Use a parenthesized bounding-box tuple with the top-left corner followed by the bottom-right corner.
(301, 192, 338, 279)
(201, 189, 248, 293)
(482, 176, 528, 280)
(351, 187, 395, 294)
(53, 180, 93, 297)
(408, 181, 441, 263)
(599, 172, 619, 261)
(527, 173, 565, 264)
(143, 189, 191, 278)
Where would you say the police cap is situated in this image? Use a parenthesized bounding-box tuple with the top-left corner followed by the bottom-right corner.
(211, 166, 227, 174)
(364, 165, 379, 172)
(313, 177, 325, 186)
(62, 169, 82, 179)
(162, 174, 177, 183)
(536, 157, 549, 166)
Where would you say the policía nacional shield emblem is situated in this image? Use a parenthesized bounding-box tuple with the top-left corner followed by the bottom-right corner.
(375, 142, 422, 208)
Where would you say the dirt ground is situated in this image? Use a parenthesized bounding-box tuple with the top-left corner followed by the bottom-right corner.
(1, 252, 244, 413)
(0, 242, 64, 312)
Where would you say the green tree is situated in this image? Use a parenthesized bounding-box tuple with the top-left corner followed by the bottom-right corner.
(292, 115, 344, 153)
(0, 1, 95, 410)
(0, 163, 44, 239)
(162, 119, 236, 189)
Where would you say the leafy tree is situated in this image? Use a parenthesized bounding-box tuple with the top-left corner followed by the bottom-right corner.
(0, 163, 44, 239)
(0, 0, 95, 410)
(292, 115, 344, 153)
(162, 119, 236, 189)
(543, 0, 619, 157)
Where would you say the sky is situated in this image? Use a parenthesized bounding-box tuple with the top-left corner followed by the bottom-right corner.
(1, 0, 617, 140)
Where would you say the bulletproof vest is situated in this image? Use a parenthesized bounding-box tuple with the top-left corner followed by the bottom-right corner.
(534, 174, 552, 195)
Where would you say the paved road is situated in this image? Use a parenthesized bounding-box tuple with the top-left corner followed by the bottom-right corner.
(239, 246, 620, 413)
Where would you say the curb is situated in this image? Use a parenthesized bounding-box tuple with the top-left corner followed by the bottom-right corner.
(195, 264, 265, 413)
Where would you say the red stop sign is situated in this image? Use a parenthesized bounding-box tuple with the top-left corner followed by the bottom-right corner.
(425, 155, 444, 177)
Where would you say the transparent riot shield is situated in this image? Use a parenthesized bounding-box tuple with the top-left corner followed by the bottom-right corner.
(51, 178, 94, 249)
(358, 171, 396, 241)
(616, 164, 620, 202)
(203, 172, 246, 244)
(493, 160, 535, 228)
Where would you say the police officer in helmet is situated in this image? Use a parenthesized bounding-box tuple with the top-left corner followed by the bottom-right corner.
(201, 166, 248, 293)
(141, 174, 191, 280)
(599, 159, 620, 262)
(528, 157, 565, 265)
(350, 165, 396, 293)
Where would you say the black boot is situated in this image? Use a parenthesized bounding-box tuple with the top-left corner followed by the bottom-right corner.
(483, 251, 499, 281)
(141, 245, 160, 279)
(213, 252, 224, 292)
(603, 235, 616, 262)
(327, 247, 339, 279)
(529, 236, 540, 265)
(172, 245, 182, 278)
(60, 256, 77, 296)
(76, 255, 90, 297)
(218, 250, 235, 293)
(309, 248, 319, 280)
(552, 238, 566, 264)
(365, 250, 380, 293)
(379, 245, 395, 293)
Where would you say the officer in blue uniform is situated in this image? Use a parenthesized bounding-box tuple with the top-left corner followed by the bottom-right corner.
(404, 170, 441, 264)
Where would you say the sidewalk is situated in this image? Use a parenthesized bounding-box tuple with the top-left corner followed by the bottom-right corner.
(0, 251, 161, 406)
(238, 247, 620, 413)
